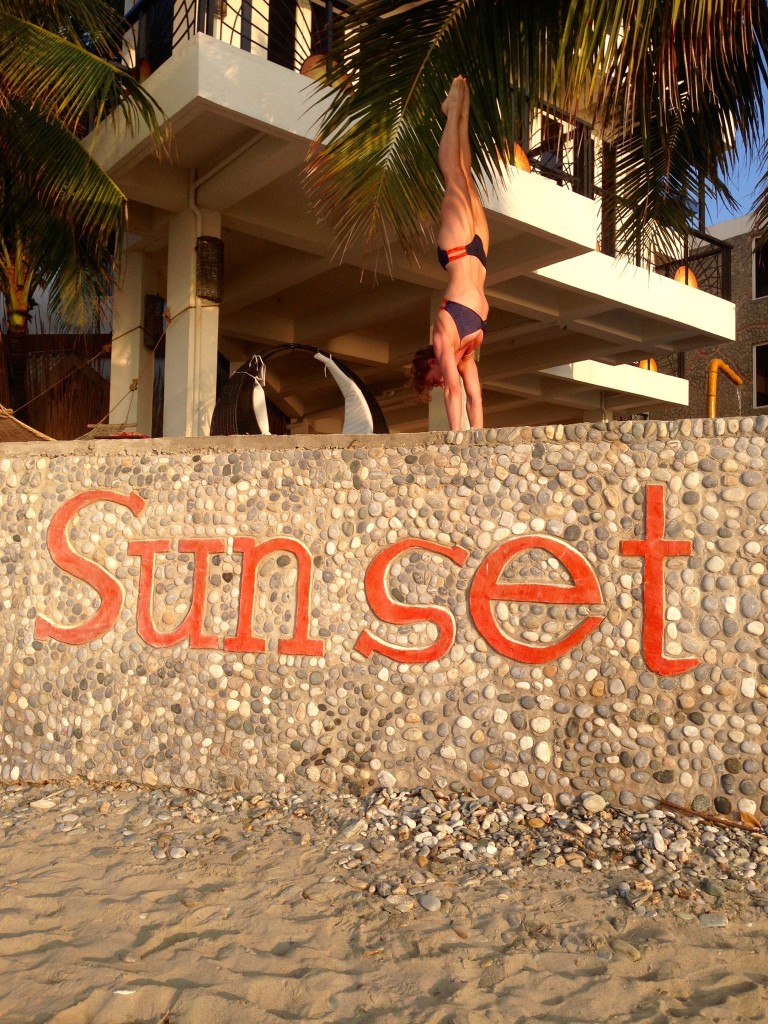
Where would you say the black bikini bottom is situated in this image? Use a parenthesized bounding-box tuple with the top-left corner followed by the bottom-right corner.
(441, 299, 487, 342)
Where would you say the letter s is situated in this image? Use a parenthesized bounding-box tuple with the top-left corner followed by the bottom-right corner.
(355, 539, 469, 663)
(34, 489, 145, 645)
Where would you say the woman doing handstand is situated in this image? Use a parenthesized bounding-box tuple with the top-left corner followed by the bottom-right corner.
(411, 76, 489, 430)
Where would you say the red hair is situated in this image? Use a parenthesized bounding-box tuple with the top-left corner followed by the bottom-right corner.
(410, 345, 435, 402)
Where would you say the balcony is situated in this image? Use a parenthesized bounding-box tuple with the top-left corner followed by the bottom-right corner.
(125, 0, 350, 77)
(522, 106, 732, 302)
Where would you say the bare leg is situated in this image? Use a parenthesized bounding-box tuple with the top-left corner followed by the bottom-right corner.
(438, 79, 467, 187)
(438, 78, 474, 247)
(458, 351, 483, 428)
(458, 81, 489, 250)
(458, 77, 472, 183)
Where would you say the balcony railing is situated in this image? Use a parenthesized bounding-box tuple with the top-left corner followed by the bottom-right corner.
(519, 106, 732, 301)
(524, 108, 595, 200)
(124, 0, 350, 76)
(654, 228, 732, 300)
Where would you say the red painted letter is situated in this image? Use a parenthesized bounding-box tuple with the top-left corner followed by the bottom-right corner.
(225, 537, 323, 656)
(469, 537, 604, 664)
(35, 489, 145, 644)
(355, 539, 469, 663)
(620, 484, 700, 676)
(129, 538, 226, 649)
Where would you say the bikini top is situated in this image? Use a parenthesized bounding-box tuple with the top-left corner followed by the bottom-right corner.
(437, 234, 488, 270)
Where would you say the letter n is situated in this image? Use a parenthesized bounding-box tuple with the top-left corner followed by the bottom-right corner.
(129, 538, 226, 649)
(225, 537, 323, 656)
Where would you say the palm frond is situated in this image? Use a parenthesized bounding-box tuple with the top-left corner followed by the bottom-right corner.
(308, 0, 565, 260)
(608, 111, 735, 260)
(43, 231, 115, 331)
(0, 13, 161, 135)
(751, 159, 768, 243)
(0, 0, 126, 53)
(309, 0, 768, 260)
(0, 102, 126, 251)
(565, 0, 768, 139)
(0, 164, 116, 332)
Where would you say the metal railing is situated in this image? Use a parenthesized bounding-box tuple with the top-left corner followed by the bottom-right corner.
(124, 0, 349, 75)
(524, 109, 595, 199)
(594, 190, 733, 300)
(654, 228, 732, 301)
(519, 107, 732, 301)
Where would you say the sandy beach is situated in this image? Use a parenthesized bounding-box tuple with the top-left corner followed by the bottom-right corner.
(1, 782, 768, 1024)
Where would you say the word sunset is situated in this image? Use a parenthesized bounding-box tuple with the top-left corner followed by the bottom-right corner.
(37, 484, 696, 676)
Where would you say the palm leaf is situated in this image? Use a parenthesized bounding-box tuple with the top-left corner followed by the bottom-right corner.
(309, 0, 768, 259)
(0, 0, 163, 335)
(308, 0, 566, 260)
(0, 101, 126, 251)
(0, 160, 115, 332)
(751, 158, 768, 243)
(564, 0, 768, 137)
(0, 0, 127, 54)
(0, 12, 161, 134)
(607, 112, 738, 261)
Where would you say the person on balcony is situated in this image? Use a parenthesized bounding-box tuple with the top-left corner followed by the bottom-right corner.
(410, 75, 489, 430)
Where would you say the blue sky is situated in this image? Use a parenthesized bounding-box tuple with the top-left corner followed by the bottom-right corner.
(707, 147, 764, 227)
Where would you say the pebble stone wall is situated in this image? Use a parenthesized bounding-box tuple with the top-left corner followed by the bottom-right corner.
(2, 419, 768, 817)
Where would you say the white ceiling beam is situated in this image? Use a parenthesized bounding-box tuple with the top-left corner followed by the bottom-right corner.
(480, 333, 610, 376)
(226, 206, 330, 256)
(220, 309, 294, 344)
(293, 285, 422, 344)
(121, 162, 190, 212)
(221, 253, 330, 314)
(317, 335, 391, 365)
(197, 135, 307, 210)
(540, 359, 689, 405)
(485, 235, 575, 286)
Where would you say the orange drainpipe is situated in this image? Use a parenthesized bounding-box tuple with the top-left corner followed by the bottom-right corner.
(706, 359, 743, 418)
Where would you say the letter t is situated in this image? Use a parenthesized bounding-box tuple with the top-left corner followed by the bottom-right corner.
(620, 484, 700, 676)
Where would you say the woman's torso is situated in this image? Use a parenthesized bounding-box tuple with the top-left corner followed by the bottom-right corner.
(441, 241, 488, 358)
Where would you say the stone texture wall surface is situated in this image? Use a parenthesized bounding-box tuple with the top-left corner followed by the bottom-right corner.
(2, 420, 768, 817)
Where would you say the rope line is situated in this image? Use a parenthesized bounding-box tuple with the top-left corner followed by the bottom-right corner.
(12, 304, 193, 422)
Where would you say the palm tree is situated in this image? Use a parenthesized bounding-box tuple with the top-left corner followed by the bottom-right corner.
(308, 0, 768, 261)
(0, 0, 161, 408)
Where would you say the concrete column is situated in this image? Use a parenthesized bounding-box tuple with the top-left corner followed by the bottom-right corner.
(135, 339, 155, 437)
(427, 293, 470, 431)
(163, 208, 221, 437)
(110, 250, 147, 430)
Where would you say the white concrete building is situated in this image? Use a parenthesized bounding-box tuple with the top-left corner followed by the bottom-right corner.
(89, 1, 735, 437)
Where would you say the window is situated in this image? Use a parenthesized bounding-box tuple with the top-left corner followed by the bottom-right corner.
(755, 241, 768, 298)
(754, 343, 768, 407)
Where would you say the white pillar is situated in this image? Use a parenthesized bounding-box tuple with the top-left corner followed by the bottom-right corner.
(110, 250, 146, 430)
(427, 293, 470, 431)
(135, 340, 155, 437)
(163, 208, 221, 437)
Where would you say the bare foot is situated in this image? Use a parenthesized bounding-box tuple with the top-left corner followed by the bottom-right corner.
(441, 75, 465, 116)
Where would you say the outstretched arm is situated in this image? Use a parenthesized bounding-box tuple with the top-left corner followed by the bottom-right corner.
(432, 328, 464, 430)
(458, 351, 483, 429)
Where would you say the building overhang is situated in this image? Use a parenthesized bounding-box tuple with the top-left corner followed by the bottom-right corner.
(541, 359, 689, 411)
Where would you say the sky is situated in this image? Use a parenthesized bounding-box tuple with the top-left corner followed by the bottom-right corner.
(706, 146, 765, 229)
